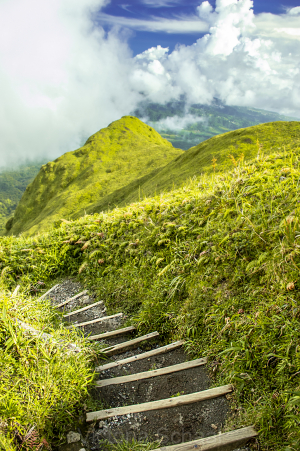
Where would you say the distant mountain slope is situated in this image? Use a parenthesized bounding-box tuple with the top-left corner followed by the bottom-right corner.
(86, 121, 300, 215)
(7, 116, 183, 236)
(134, 100, 297, 149)
(0, 162, 46, 233)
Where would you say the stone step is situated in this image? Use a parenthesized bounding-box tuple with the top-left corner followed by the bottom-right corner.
(95, 340, 185, 372)
(88, 326, 136, 341)
(96, 357, 207, 387)
(102, 331, 160, 356)
(56, 290, 88, 308)
(150, 426, 258, 451)
(66, 312, 123, 328)
(86, 385, 233, 422)
(63, 300, 104, 317)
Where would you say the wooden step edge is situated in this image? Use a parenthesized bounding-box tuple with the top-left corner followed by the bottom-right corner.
(56, 290, 88, 308)
(66, 312, 123, 328)
(102, 331, 160, 356)
(12, 285, 21, 298)
(95, 340, 185, 372)
(63, 300, 104, 317)
(96, 357, 207, 387)
(86, 384, 233, 422)
(88, 326, 136, 341)
(151, 426, 258, 451)
(37, 284, 60, 301)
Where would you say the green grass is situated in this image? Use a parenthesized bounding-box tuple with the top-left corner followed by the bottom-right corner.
(1, 103, 297, 235)
(1, 122, 300, 449)
(88, 121, 300, 214)
(99, 437, 161, 451)
(7, 116, 182, 236)
(0, 284, 97, 451)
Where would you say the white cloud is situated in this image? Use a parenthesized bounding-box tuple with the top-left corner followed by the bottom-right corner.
(0, 0, 140, 167)
(197, 0, 255, 56)
(255, 12, 300, 41)
(140, 0, 183, 7)
(288, 7, 300, 16)
(131, 0, 300, 115)
(135, 45, 170, 62)
(0, 0, 300, 168)
(275, 27, 300, 37)
(97, 12, 209, 34)
(144, 114, 206, 131)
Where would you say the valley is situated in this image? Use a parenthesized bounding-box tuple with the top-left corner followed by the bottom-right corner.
(134, 100, 297, 149)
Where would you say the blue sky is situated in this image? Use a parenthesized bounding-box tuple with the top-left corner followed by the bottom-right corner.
(98, 0, 300, 55)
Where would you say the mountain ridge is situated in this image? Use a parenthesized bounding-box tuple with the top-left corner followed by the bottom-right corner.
(86, 120, 300, 215)
(1, 102, 297, 234)
(5, 118, 300, 237)
(6, 116, 182, 236)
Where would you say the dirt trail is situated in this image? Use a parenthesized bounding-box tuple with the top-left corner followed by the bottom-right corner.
(48, 279, 257, 451)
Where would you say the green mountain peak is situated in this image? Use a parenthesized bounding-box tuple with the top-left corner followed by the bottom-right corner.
(86, 120, 300, 215)
(7, 116, 183, 236)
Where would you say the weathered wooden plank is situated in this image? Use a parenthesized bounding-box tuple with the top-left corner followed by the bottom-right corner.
(88, 326, 136, 341)
(66, 312, 123, 328)
(37, 284, 60, 302)
(95, 340, 184, 372)
(12, 285, 20, 297)
(96, 357, 207, 387)
(102, 331, 159, 356)
(86, 385, 233, 422)
(56, 290, 88, 308)
(63, 300, 104, 318)
(16, 319, 81, 353)
(152, 427, 258, 451)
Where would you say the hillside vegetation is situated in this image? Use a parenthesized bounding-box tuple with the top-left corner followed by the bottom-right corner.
(87, 121, 300, 215)
(1, 121, 300, 450)
(6, 116, 182, 236)
(0, 163, 46, 233)
(0, 283, 96, 451)
(1, 104, 295, 234)
(135, 100, 297, 149)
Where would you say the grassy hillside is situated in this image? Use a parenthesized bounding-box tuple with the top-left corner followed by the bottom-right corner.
(1, 122, 300, 449)
(87, 121, 300, 214)
(0, 283, 95, 451)
(1, 104, 296, 233)
(0, 162, 46, 233)
(135, 99, 297, 149)
(6, 116, 182, 236)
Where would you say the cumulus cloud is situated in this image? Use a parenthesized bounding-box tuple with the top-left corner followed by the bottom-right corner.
(0, 0, 139, 167)
(197, 0, 255, 56)
(0, 0, 300, 168)
(288, 7, 300, 16)
(132, 0, 300, 115)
